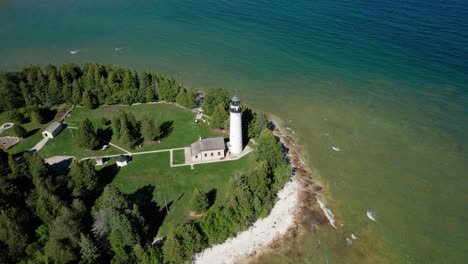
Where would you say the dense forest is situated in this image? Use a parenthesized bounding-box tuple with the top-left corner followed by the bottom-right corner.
(0, 63, 196, 124)
(0, 63, 291, 263)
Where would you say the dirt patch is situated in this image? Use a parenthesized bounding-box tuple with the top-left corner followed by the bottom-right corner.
(211, 128, 227, 134)
(188, 211, 203, 220)
(0, 136, 20, 149)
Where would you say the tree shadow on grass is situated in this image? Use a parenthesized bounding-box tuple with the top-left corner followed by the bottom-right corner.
(25, 128, 39, 138)
(41, 108, 57, 124)
(159, 121, 173, 139)
(130, 185, 171, 242)
(207, 188, 217, 209)
(96, 127, 114, 149)
(96, 163, 119, 188)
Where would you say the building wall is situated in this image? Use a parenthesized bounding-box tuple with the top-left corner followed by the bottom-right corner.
(229, 112, 243, 154)
(191, 148, 225, 162)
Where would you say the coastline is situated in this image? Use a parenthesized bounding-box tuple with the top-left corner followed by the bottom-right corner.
(193, 120, 331, 263)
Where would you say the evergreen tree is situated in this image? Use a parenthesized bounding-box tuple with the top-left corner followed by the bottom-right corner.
(211, 103, 228, 129)
(201, 88, 230, 115)
(82, 90, 97, 109)
(13, 124, 27, 138)
(79, 233, 100, 264)
(255, 129, 284, 170)
(190, 188, 209, 213)
(140, 113, 159, 141)
(76, 118, 99, 150)
(67, 160, 98, 197)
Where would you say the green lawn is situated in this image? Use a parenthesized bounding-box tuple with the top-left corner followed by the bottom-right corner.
(172, 149, 185, 165)
(0, 109, 60, 156)
(110, 152, 255, 237)
(66, 103, 222, 152)
(39, 128, 125, 159)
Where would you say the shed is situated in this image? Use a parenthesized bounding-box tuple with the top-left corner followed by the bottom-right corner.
(116, 155, 129, 167)
(42, 121, 63, 138)
(190, 137, 226, 162)
(95, 157, 108, 166)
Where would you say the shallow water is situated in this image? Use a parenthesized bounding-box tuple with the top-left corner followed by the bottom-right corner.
(1, 0, 467, 262)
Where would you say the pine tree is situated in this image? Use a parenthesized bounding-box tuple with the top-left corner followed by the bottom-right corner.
(190, 188, 209, 213)
(140, 113, 159, 141)
(13, 124, 27, 138)
(210, 103, 228, 129)
(76, 118, 99, 150)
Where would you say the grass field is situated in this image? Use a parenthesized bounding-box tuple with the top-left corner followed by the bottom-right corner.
(110, 152, 255, 237)
(172, 149, 185, 165)
(0, 105, 68, 156)
(39, 128, 125, 159)
(65, 103, 222, 152)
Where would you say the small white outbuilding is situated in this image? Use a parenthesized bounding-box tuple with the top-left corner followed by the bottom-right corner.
(116, 155, 129, 167)
(42, 121, 63, 139)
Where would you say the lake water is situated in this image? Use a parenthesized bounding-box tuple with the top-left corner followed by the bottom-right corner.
(1, 0, 467, 262)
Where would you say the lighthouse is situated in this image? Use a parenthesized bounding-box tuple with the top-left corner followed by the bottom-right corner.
(229, 96, 243, 155)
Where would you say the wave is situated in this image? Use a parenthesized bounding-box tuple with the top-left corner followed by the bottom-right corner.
(69, 50, 79, 55)
(332, 146, 341, 151)
(317, 197, 337, 228)
(367, 210, 377, 222)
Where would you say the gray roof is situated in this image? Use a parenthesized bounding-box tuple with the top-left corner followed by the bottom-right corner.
(191, 137, 225, 155)
(44, 121, 62, 133)
(116, 155, 128, 162)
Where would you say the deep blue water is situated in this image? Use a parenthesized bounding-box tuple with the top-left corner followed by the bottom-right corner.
(1, 0, 467, 262)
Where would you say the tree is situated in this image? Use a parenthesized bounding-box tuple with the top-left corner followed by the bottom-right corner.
(176, 87, 196, 108)
(76, 118, 99, 150)
(201, 88, 230, 115)
(79, 233, 100, 264)
(82, 90, 97, 109)
(140, 113, 159, 141)
(190, 188, 209, 213)
(210, 103, 228, 129)
(163, 223, 206, 263)
(67, 160, 98, 196)
(45, 204, 85, 263)
(0, 208, 31, 261)
(249, 112, 269, 139)
(255, 129, 284, 170)
(13, 124, 27, 138)
(199, 207, 236, 244)
(30, 110, 44, 124)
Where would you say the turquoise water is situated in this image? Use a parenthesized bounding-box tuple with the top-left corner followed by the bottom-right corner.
(1, 0, 467, 262)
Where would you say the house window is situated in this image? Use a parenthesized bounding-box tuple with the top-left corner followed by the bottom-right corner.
(195, 155, 198, 158)
(204, 153, 207, 157)
(218, 152, 221, 156)
(211, 153, 213, 156)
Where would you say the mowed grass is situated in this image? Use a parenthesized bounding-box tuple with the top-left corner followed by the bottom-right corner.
(172, 149, 185, 164)
(110, 152, 256, 237)
(0, 106, 66, 156)
(66, 103, 222, 152)
(39, 128, 125, 159)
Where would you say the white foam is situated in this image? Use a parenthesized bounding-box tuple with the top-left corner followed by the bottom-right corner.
(114, 47, 123, 51)
(317, 197, 337, 228)
(351, 233, 358, 240)
(367, 210, 377, 222)
(332, 146, 341, 151)
(69, 50, 79, 54)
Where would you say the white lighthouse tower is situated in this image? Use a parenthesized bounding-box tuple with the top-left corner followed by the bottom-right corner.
(229, 96, 243, 155)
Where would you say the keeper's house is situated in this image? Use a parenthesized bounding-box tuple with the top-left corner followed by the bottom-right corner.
(42, 121, 63, 139)
(191, 137, 226, 162)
